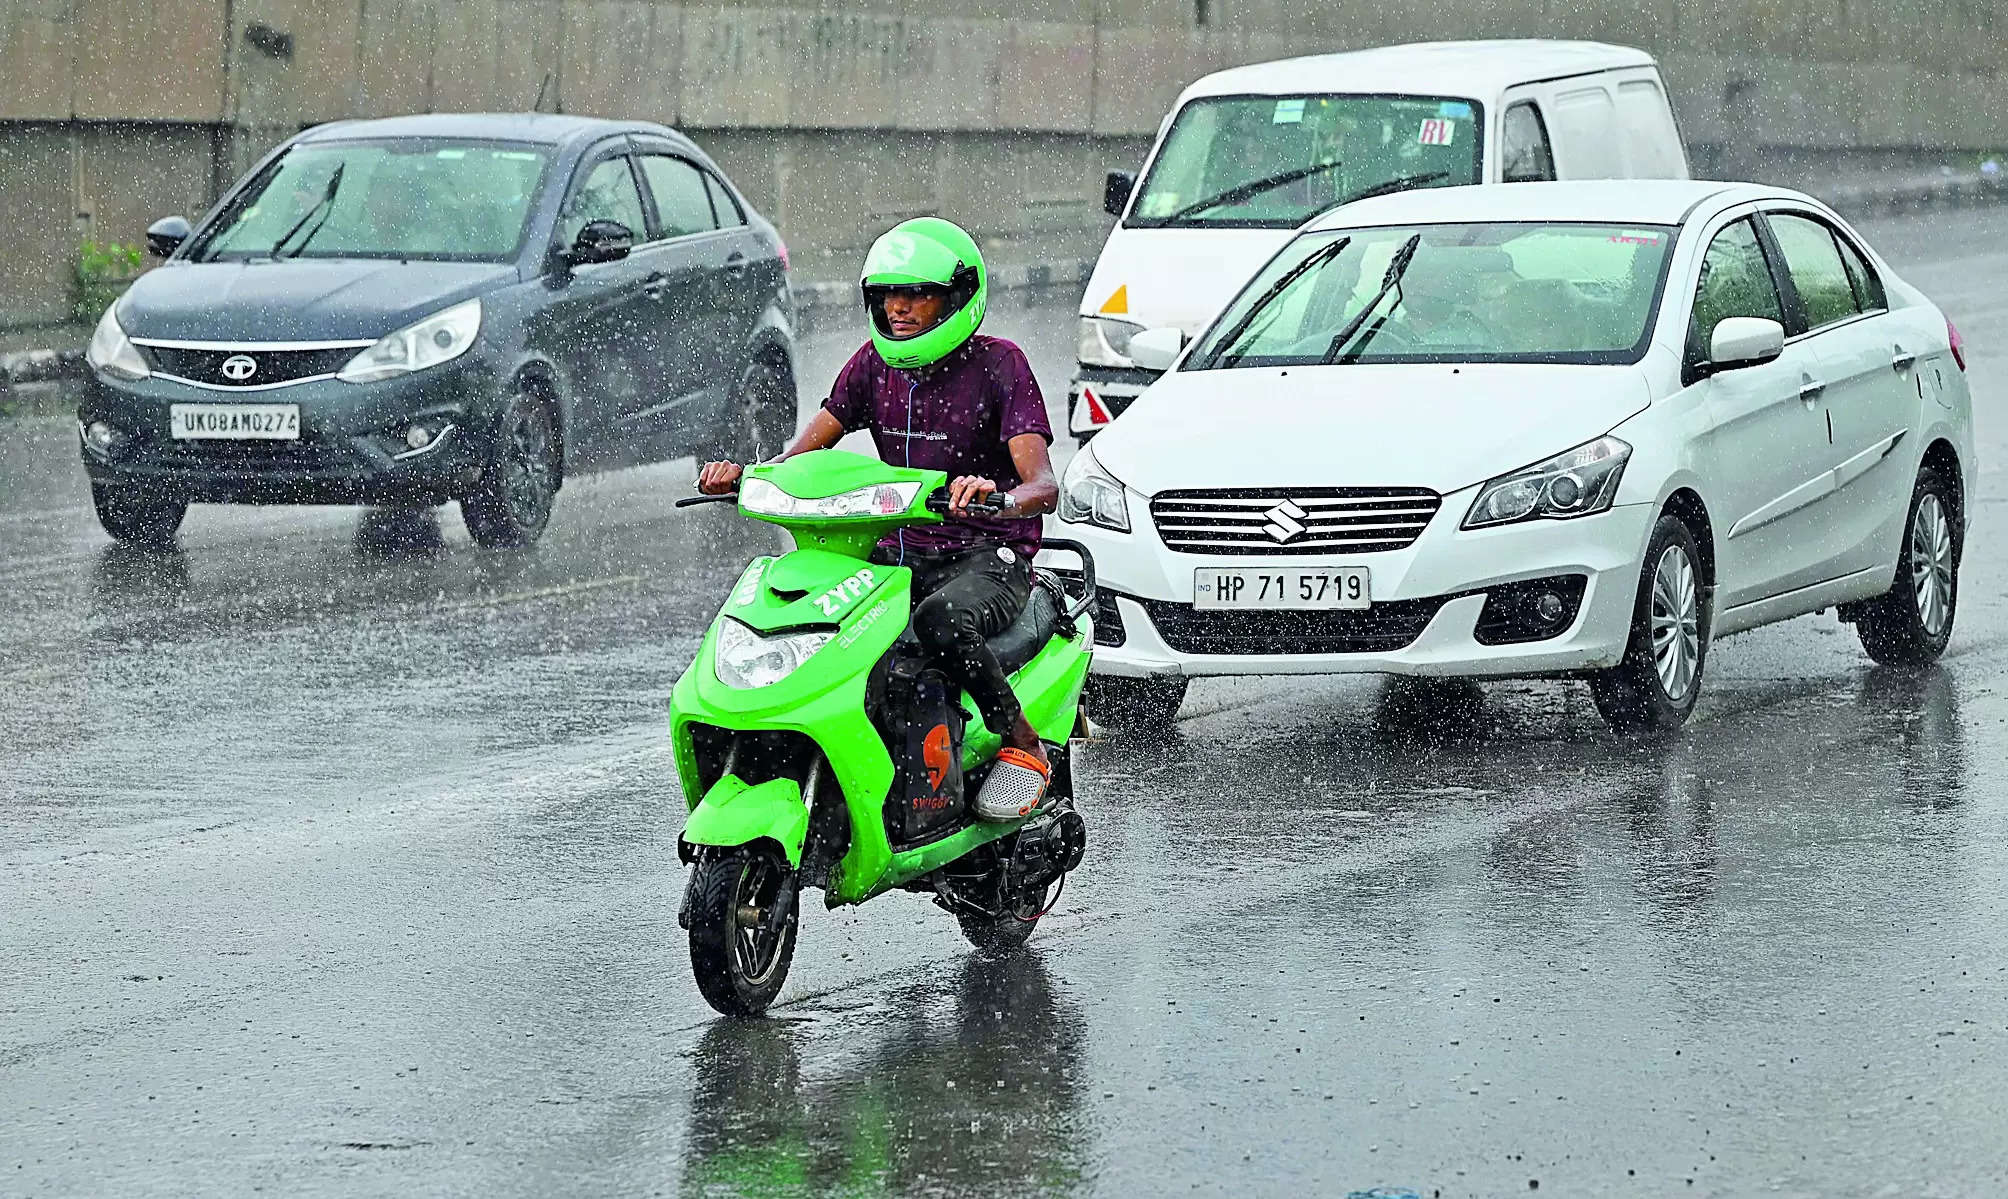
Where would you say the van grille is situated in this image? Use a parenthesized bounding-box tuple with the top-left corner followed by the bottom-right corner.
(1150, 487, 1440, 555)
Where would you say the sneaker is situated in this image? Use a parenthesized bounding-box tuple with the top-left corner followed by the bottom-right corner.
(972, 747, 1050, 821)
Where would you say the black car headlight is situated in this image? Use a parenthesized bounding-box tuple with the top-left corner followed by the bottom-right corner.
(1463, 436, 1631, 529)
(338, 299, 481, 383)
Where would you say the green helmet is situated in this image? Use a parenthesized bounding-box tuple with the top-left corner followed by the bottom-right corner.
(859, 217, 987, 371)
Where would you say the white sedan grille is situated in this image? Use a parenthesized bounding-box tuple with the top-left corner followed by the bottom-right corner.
(1149, 488, 1441, 555)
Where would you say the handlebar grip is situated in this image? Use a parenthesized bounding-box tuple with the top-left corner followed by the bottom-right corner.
(924, 490, 1007, 517)
(675, 494, 739, 508)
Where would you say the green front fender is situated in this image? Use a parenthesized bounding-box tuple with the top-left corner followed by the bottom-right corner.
(681, 774, 808, 867)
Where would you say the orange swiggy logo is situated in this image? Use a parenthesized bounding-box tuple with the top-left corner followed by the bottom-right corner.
(922, 724, 953, 793)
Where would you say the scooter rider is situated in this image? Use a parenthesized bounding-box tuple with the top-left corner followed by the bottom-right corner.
(698, 217, 1060, 775)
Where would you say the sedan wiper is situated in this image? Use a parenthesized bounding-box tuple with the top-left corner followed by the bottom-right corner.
(1138, 160, 1345, 227)
(1204, 237, 1350, 369)
(1323, 232, 1422, 364)
(271, 162, 345, 259)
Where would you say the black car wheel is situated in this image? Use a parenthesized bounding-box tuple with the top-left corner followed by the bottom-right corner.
(91, 484, 186, 547)
(462, 388, 559, 549)
(719, 356, 796, 464)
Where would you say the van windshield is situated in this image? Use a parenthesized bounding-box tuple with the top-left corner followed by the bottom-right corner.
(1189, 221, 1677, 369)
(1127, 95, 1483, 229)
(191, 139, 552, 263)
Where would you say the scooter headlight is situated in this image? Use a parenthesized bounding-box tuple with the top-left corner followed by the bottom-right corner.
(740, 478, 923, 519)
(714, 618, 835, 689)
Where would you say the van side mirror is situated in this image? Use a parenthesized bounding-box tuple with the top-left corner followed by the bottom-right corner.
(565, 220, 634, 267)
(1104, 171, 1136, 218)
(1703, 316, 1785, 374)
(146, 216, 192, 258)
(1127, 326, 1185, 373)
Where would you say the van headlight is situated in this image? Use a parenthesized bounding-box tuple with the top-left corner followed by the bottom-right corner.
(1059, 445, 1131, 532)
(1464, 436, 1631, 529)
(85, 306, 150, 381)
(714, 618, 834, 689)
(1077, 315, 1146, 369)
(338, 299, 481, 383)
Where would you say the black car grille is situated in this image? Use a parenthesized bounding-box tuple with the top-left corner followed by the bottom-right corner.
(137, 436, 357, 474)
(142, 345, 360, 388)
(1134, 594, 1448, 655)
(1150, 487, 1441, 555)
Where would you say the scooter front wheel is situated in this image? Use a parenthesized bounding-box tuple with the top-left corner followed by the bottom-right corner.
(688, 849, 799, 1017)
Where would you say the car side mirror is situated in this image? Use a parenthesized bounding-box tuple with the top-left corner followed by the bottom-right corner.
(146, 216, 192, 258)
(1127, 326, 1186, 373)
(1104, 170, 1136, 218)
(1704, 316, 1786, 374)
(566, 219, 634, 267)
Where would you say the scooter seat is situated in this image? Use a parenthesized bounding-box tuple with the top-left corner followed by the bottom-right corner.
(987, 584, 1062, 677)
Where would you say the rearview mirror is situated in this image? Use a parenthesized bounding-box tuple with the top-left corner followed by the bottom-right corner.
(1705, 316, 1786, 373)
(1104, 170, 1136, 218)
(1127, 326, 1185, 373)
(146, 215, 192, 258)
(565, 219, 634, 267)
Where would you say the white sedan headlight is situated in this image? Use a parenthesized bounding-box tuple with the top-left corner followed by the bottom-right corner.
(739, 478, 922, 519)
(338, 299, 481, 383)
(1077, 315, 1146, 369)
(1059, 445, 1131, 532)
(713, 618, 834, 689)
(85, 306, 150, 381)
(1464, 436, 1632, 529)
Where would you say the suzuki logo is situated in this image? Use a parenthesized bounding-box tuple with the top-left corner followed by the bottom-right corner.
(1262, 499, 1308, 543)
(219, 354, 258, 382)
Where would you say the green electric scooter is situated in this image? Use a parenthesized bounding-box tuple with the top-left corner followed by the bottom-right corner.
(669, 448, 1095, 1017)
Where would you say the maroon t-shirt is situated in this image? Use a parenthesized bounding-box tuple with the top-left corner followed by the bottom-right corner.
(822, 335, 1053, 559)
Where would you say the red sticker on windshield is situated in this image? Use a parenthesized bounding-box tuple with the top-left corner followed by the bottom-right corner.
(1609, 234, 1662, 245)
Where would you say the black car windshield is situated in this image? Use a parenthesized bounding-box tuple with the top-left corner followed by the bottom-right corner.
(191, 139, 552, 263)
(1127, 94, 1483, 229)
(1190, 221, 1679, 369)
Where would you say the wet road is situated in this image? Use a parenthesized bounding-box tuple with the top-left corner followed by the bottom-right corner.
(6, 209, 2008, 1198)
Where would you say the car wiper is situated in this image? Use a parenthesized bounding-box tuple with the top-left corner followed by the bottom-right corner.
(1138, 160, 1345, 227)
(1204, 236, 1350, 369)
(271, 162, 345, 259)
(1322, 232, 1422, 364)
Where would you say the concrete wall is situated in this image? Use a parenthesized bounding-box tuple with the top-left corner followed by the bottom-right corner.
(2, 0, 2005, 326)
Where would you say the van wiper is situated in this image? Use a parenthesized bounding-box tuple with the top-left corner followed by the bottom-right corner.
(1322, 233, 1421, 364)
(1330, 171, 1450, 208)
(271, 163, 344, 259)
(1138, 160, 1344, 226)
(1204, 236, 1349, 369)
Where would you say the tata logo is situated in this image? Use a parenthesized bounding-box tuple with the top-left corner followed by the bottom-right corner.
(219, 354, 258, 382)
(1262, 499, 1309, 543)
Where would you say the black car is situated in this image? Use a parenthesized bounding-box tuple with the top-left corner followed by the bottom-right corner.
(79, 113, 796, 548)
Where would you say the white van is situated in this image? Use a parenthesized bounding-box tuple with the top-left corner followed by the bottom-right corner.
(1071, 40, 1689, 441)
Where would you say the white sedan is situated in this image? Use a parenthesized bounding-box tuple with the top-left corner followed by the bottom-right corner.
(1057, 180, 1974, 733)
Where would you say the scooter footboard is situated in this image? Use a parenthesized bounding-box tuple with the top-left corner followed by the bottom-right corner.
(679, 774, 808, 867)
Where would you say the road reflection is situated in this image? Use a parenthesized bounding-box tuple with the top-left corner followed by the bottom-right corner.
(680, 953, 1090, 1197)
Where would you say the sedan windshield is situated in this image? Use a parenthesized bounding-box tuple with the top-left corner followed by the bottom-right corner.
(1190, 221, 1678, 369)
(1128, 95, 1483, 229)
(191, 139, 552, 263)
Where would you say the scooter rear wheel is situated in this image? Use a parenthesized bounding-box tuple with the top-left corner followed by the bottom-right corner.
(957, 882, 1052, 955)
(688, 849, 799, 1017)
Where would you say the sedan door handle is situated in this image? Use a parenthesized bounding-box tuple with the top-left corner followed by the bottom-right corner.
(1798, 376, 1827, 403)
(1891, 345, 1917, 371)
(642, 272, 670, 300)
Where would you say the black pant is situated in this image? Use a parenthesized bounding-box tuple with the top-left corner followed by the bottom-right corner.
(875, 545, 1032, 734)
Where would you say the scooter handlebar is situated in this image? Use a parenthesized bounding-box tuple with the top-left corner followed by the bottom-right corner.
(924, 489, 1007, 518)
(675, 493, 740, 508)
